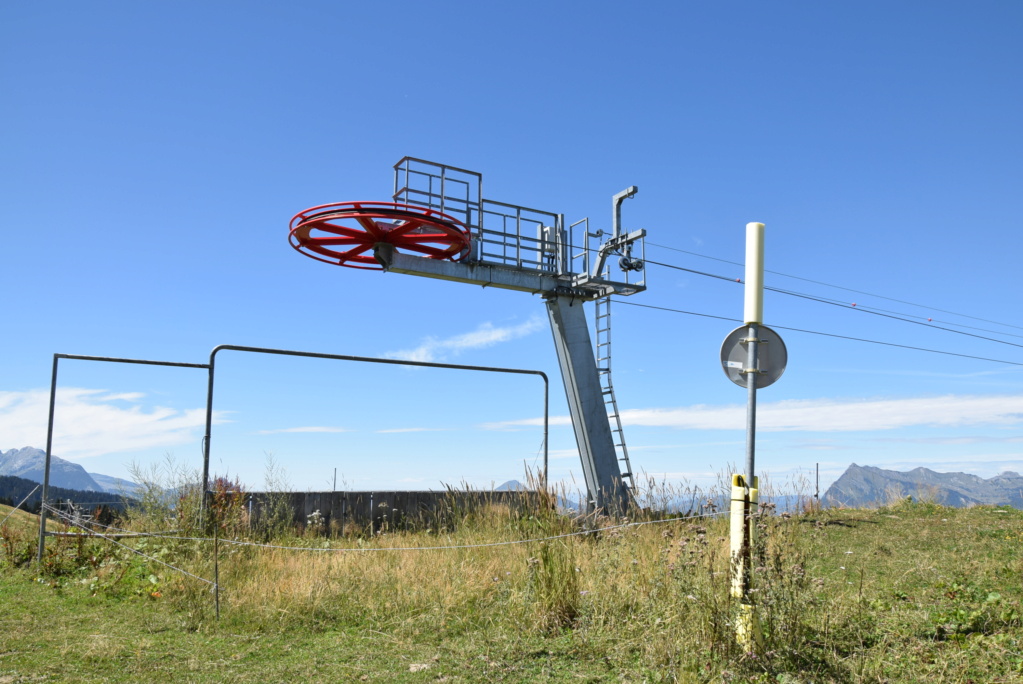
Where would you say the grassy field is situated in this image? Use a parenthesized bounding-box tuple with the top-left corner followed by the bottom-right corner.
(2, 495, 1021, 683)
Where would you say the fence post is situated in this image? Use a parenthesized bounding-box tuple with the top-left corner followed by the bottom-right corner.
(730, 474, 761, 649)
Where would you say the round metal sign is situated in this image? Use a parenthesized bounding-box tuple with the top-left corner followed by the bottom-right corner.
(720, 325, 788, 389)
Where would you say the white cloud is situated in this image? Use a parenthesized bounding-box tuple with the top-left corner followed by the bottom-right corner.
(870, 435, 1023, 446)
(255, 426, 351, 434)
(375, 427, 450, 434)
(386, 316, 545, 363)
(627, 441, 745, 451)
(631, 471, 721, 483)
(545, 448, 582, 461)
(483, 394, 1023, 433)
(0, 388, 223, 460)
(97, 392, 147, 402)
(480, 415, 571, 431)
(788, 442, 845, 451)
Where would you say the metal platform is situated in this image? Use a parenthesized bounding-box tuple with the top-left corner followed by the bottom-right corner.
(384, 157, 646, 300)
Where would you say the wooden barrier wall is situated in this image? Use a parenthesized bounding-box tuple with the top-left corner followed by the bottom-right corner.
(246, 490, 535, 533)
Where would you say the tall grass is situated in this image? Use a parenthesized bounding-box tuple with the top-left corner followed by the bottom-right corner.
(7, 468, 1022, 682)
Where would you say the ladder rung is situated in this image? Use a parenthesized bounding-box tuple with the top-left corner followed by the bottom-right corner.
(597, 296, 632, 482)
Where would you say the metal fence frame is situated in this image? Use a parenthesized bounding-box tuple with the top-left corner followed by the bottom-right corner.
(36, 354, 210, 562)
(201, 344, 549, 503)
(36, 347, 549, 562)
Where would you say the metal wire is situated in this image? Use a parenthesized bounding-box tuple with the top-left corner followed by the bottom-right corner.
(0, 485, 40, 528)
(55, 508, 729, 555)
(646, 240, 1023, 332)
(643, 257, 1023, 349)
(42, 504, 216, 587)
(614, 300, 1023, 367)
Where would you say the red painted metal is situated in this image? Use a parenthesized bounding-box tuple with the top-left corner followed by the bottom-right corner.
(289, 201, 471, 270)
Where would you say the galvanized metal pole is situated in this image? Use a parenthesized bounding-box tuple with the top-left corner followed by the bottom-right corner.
(745, 323, 760, 485)
(543, 379, 549, 492)
(213, 523, 221, 620)
(201, 353, 217, 526)
(36, 354, 60, 564)
(743, 222, 765, 487)
(816, 462, 820, 504)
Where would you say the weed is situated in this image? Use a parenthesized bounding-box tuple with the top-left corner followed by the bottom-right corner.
(1, 522, 36, 567)
(8, 480, 1023, 682)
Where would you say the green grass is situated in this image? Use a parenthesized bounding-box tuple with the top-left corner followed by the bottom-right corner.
(0, 503, 37, 530)
(2, 499, 1021, 682)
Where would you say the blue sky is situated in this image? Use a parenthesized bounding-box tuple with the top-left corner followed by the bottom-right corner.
(2, 1, 1021, 495)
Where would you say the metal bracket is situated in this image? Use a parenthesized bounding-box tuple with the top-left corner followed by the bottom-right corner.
(588, 185, 643, 280)
(590, 228, 647, 279)
(612, 186, 638, 239)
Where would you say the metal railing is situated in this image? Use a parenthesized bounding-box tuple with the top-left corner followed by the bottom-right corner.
(393, 157, 568, 274)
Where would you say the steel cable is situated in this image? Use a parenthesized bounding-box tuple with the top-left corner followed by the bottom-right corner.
(42, 506, 729, 554)
(614, 300, 1023, 367)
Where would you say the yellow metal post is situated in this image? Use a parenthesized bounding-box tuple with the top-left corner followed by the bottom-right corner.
(730, 474, 762, 649)
(729, 474, 748, 599)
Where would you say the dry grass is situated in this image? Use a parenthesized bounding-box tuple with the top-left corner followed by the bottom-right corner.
(3, 476, 1022, 682)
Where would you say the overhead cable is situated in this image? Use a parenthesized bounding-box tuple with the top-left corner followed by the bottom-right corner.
(642, 258, 1023, 350)
(614, 300, 1023, 367)
(766, 286, 1023, 350)
(647, 241, 1023, 332)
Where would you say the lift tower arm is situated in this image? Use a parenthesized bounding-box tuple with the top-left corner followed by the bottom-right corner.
(289, 158, 649, 514)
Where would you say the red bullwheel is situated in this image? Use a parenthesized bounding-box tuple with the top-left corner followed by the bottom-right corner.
(289, 201, 471, 270)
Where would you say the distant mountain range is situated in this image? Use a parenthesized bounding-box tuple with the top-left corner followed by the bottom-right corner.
(0, 447, 138, 495)
(6, 448, 1019, 512)
(824, 463, 1023, 509)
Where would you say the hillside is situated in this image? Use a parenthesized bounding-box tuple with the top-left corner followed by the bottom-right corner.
(0, 501, 38, 533)
(0, 473, 136, 512)
(824, 463, 1023, 508)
